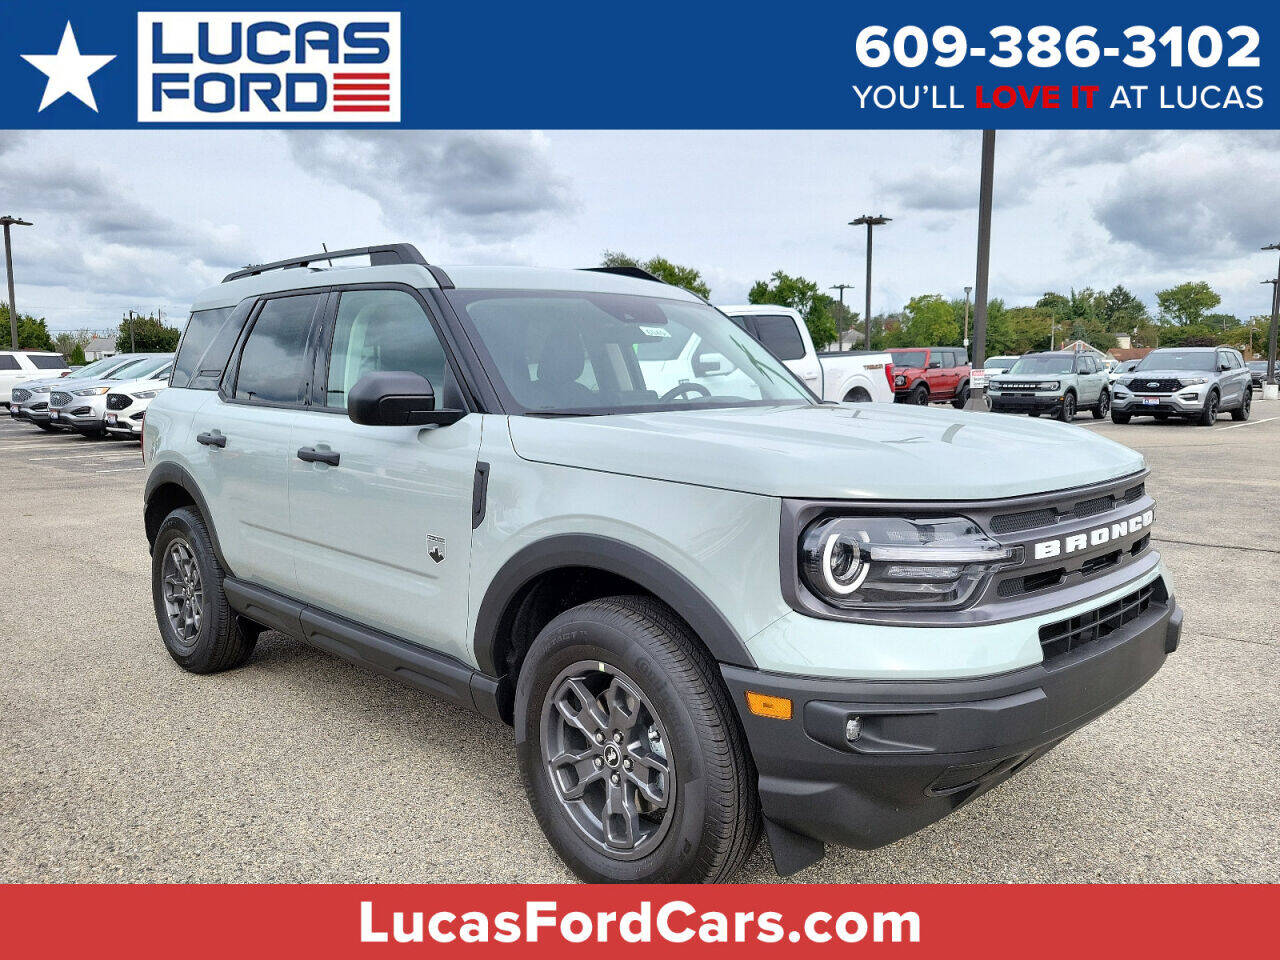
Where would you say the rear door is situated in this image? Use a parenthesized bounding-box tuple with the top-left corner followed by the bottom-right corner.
(288, 285, 482, 661)
(195, 291, 326, 596)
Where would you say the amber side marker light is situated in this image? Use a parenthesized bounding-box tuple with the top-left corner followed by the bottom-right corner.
(745, 691, 792, 720)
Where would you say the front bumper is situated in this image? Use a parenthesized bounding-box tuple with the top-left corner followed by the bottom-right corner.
(989, 392, 1064, 414)
(722, 586, 1181, 857)
(1112, 387, 1206, 415)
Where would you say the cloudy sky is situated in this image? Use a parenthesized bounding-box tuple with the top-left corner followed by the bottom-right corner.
(2, 129, 1278, 332)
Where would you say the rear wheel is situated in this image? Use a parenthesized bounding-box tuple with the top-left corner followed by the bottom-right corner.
(1092, 389, 1111, 419)
(1197, 390, 1220, 426)
(843, 387, 872, 403)
(515, 596, 760, 883)
(152, 507, 259, 673)
(950, 384, 970, 409)
(1231, 389, 1251, 422)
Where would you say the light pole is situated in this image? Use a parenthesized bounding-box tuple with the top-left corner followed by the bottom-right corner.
(1264, 243, 1280, 389)
(829, 283, 854, 349)
(1, 216, 33, 349)
(850, 215, 891, 350)
(963, 285, 972, 349)
(965, 131, 996, 411)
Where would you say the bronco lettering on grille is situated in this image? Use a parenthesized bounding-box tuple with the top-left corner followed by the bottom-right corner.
(1032, 510, 1154, 561)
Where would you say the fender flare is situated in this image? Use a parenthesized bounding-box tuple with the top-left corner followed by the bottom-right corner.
(472, 534, 756, 676)
(143, 461, 232, 574)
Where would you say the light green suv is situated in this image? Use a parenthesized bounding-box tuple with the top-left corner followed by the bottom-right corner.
(142, 244, 1182, 882)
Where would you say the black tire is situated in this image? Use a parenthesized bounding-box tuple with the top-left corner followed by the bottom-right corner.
(908, 384, 929, 406)
(515, 596, 760, 883)
(1231, 389, 1251, 422)
(1092, 389, 1111, 419)
(151, 507, 259, 673)
(1056, 391, 1077, 422)
(1153, 413, 1170, 422)
(1028, 412, 1040, 417)
(950, 383, 970, 409)
(1197, 390, 1220, 426)
(1111, 410, 1131, 424)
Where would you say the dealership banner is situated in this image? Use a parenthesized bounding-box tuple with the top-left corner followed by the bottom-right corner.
(2, 884, 1274, 954)
(0, 1, 1277, 128)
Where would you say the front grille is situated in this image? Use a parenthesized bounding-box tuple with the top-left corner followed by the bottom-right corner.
(991, 482, 1146, 534)
(1038, 580, 1165, 662)
(106, 394, 132, 411)
(50, 391, 72, 407)
(11, 388, 31, 403)
(996, 381, 1049, 391)
(1127, 378, 1182, 393)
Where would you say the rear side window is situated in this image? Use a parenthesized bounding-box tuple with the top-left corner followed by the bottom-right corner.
(750, 315, 806, 362)
(234, 294, 322, 404)
(30, 354, 68, 370)
(172, 307, 236, 388)
(0, 355, 18, 370)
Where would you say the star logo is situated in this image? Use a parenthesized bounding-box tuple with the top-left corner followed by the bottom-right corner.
(21, 22, 116, 113)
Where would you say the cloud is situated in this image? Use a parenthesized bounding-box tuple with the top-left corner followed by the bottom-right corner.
(877, 163, 1032, 212)
(286, 131, 573, 243)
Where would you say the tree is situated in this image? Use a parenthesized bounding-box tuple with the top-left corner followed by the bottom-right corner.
(1099, 285, 1148, 332)
(885, 295, 960, 349)
(748, 270, 837, 349)
(1156, 282, 1221, 326)
(69, 342, 86, 365)
(599, 250, 711, 299)
(0, 305, 54, 350)
(116, 313, 181, 352)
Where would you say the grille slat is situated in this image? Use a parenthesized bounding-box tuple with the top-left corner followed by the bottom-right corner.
(106, 394, 132, 411)
(11, 388, 31, 403)
(1038, 582, 1164, 661)
(991, 480, 1148, 535)
(1127, 378, 1182, 393)
(50, 391, 72, 406)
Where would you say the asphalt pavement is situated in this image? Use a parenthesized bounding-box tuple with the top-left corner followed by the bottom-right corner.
(1, 404, 1277, 883)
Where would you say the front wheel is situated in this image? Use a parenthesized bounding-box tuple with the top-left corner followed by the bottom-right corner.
(1056, 392, 1077, 421)
(515, 596, 760, 883)
(1231, 389, 1251, 422)
(1111, 410, 1131, 424)
(1092, 390, 1111, 419)
(1197, 391, 1220, 426)
(908, 384, 929, 406)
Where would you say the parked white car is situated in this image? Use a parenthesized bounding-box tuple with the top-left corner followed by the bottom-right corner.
(104, 361, 174, 438)
(718, 305, 894, 402)
(48, 353, 173, 437)
(0, 350, 68, 404)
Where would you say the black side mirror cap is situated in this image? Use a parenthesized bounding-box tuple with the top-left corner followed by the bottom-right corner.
(347, 371, 466, 427)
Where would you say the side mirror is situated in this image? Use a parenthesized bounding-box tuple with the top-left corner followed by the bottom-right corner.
(692, 352, 727, 377)
(347, 371, 466, 427)
(928, 360, 942, 369)
(1219, 363, 1231, 372)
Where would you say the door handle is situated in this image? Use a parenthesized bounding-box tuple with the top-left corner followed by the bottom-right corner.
(196, 431, 226, 448)
(297, 446, 340, 466)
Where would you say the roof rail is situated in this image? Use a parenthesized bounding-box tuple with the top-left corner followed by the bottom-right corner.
(222, 243, 430, 283)
(580, 265, 666, 285)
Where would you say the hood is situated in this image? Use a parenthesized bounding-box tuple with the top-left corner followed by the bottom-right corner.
(13, 375, 67, 392)
(108, 376, 167, 394)
(507, 403, 1145, 501)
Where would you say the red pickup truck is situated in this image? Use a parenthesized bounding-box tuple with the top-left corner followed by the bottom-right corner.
(889, 347, 972, 407)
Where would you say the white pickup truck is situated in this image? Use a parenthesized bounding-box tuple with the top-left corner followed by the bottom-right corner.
(719, 304, 894, 402)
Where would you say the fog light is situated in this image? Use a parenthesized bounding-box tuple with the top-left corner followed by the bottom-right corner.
(845, 717, 862, 742)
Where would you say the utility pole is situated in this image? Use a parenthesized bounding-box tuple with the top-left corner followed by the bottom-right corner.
(850, 215, 891, 350)
(1, 215, 33, 349)
(963, 285, 972, 349)
(829, 283, 854, 350)
(128, 310, 136, 352)
(965, 131, 996, 411)
(1264, 243, 1280, 389)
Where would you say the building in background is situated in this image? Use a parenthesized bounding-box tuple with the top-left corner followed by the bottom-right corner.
(84, 336, 117, 361)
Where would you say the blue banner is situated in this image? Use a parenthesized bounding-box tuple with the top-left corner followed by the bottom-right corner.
(0, 1, 1276, 128)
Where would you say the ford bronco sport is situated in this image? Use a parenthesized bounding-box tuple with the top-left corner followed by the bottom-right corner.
(143, 244, 1182, 883)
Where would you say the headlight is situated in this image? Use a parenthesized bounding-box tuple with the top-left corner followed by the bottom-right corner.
(74, 386, 110, 396)
(894, 374, 906, 385)
(800, 516, 1017, 610)
(1179, 377, 1207, 386)
(33, 386, 50, 394)
(1038, 380, 1060, 391)
(132, 389, 161, 399)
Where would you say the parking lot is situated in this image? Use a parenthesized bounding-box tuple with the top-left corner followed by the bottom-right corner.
(1, 405, 1277, 884)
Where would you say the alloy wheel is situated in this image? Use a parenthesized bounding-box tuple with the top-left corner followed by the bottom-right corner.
(540, 661, 675, 860)
(161, 538, 204, 651)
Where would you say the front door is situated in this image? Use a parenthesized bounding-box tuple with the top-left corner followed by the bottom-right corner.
(288, 286, 481, 662)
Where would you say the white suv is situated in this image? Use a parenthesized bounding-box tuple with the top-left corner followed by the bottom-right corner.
(0, 350, 68, 404)
(105, 361, 174, 438)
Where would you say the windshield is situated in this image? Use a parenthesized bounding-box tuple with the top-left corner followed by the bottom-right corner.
(118, 355, 173, 380)
(66, 356, 124, 379)
(889, 350, 927, 368)
(1008, 355, 1074, 375)
(447, 290, 813, 415)
(985, 356, 1017, 369)
(105, 357, 158, 380)
(1137, 351, 1216, 372)
(1248, 361, 1268, 371)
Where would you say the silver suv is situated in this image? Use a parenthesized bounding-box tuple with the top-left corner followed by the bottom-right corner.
(1111, 346, 1252, 425)
(142, 244, 1182, 883)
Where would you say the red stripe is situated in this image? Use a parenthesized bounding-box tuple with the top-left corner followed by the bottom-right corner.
(334, 94, 390, 101)
(334, 105, 391, 112)
(333, 83, 389, 91)
(332, 72, 390, 79)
